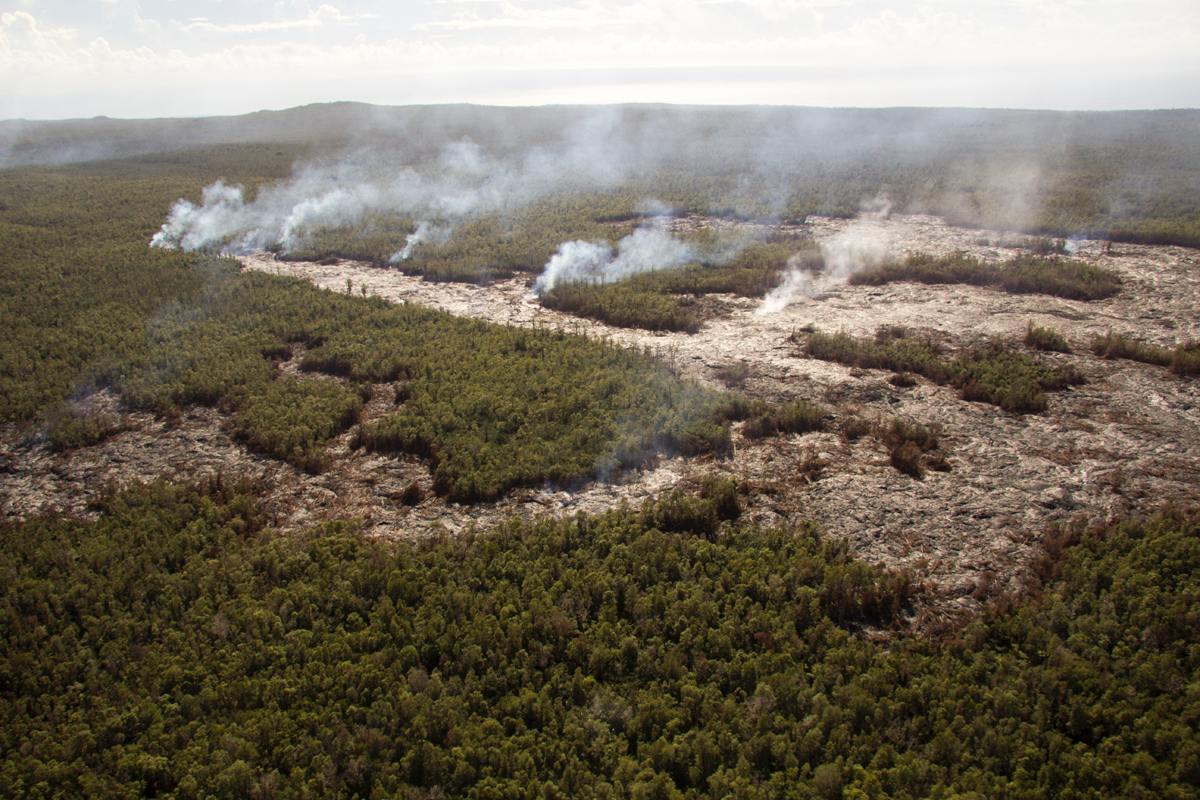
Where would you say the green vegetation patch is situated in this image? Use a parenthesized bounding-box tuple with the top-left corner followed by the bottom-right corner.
(536, 240, 821, 332)
(849, 251, 1123, 301)
(279, 211, 415, 265)
(44, 405, 126, 452)
(2, 479, 1199, 798)
(122, 267, 740, 499)
(233, 377, 367, 474)
(345, 319, 738, 501)
(1024, 322, 1073, 353)
(1092, 331, 1200, 376)
(0, 147, 299, 426)
(287, 192, 631, 284)
(740, 398, 826, 439)
(805, 327, 1084, 414)
(882, 418, 950, 477)
(955, 342, 1085, 414)
(647, 237, 821, 299)
(538, 280, 703, 333)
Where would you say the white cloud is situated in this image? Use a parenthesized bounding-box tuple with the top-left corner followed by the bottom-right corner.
(176, 4, 374, 34)
(416, 0, 661, 32)
(1, 10, 76, 49)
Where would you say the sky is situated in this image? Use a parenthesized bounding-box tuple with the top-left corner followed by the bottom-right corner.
(1, 0, 1198, 120)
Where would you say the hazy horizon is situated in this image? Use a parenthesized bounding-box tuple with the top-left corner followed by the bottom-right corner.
(2, 1, 1198, 122)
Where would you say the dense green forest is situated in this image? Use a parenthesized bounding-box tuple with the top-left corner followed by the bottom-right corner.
(0, 145, 300, 424)
(2, 479, 1197, 799)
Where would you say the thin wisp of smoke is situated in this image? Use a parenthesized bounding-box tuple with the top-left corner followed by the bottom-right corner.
(389, 220, 451, 262)
(756, 201, 892, 314)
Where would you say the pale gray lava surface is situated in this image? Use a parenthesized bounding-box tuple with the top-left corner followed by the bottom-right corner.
(3, 214, 1199, 617)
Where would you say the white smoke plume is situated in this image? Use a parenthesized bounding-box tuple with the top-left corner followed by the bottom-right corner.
(147, 133, 587, 256)
(146, 114, 683, 258)
(150, 180, 255, 251)
(530, 213, 697, 296)
(389, 220, 450, 262)
(533, 240, 616, 292)
(757, 253, 825, 315)
(756, 202, 892, 314)
(149, 154, 478, 256)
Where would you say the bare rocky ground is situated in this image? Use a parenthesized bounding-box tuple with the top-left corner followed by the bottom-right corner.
(3, 214, 1198, 620)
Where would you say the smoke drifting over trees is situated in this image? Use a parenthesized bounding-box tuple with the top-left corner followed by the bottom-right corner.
(531, 222, 697, 296)
(136, 104, 1200, 279)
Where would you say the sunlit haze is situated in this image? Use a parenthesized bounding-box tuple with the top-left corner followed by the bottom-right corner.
(2, 1, 1198, 120)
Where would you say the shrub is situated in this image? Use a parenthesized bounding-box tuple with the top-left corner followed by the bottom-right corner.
(840, 414, 873, 442)
(890, 441, 925, 478)
(700, 475, 742, 521)
(953, 345, 1058, 414)
(806, 329, 949, 382)
(233, 377, 364, 473)
(538, 281, 701, 333)
(715, 361, 752, 389)
(1000, 255, 1122, 301)
(798, 446, 827, 483)
(742, 399, 825, 439)
(1029, 237, 1068, 255)
(45, 407, 122, 452)
(1024, 322, 1072, 353)
(1091, 331, 1171, 364)
(398, 481, 425, 506)
(883, 418, 939, 451)
(643, 239, 823, 298)
(1171, 344, 1200, 376)
(644, 488, 719, 538)
(1091, 331, 1200, 375)
(881, 417, 947, 478)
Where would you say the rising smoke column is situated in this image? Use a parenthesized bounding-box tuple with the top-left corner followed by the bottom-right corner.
(756, 198, 893, 314)
(149, 160, 442, 256)
(530, 217, 697, 296)
(150, 180, 256, 252)
(388, 220, 452, 263)
(147, 106, 804, 262)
